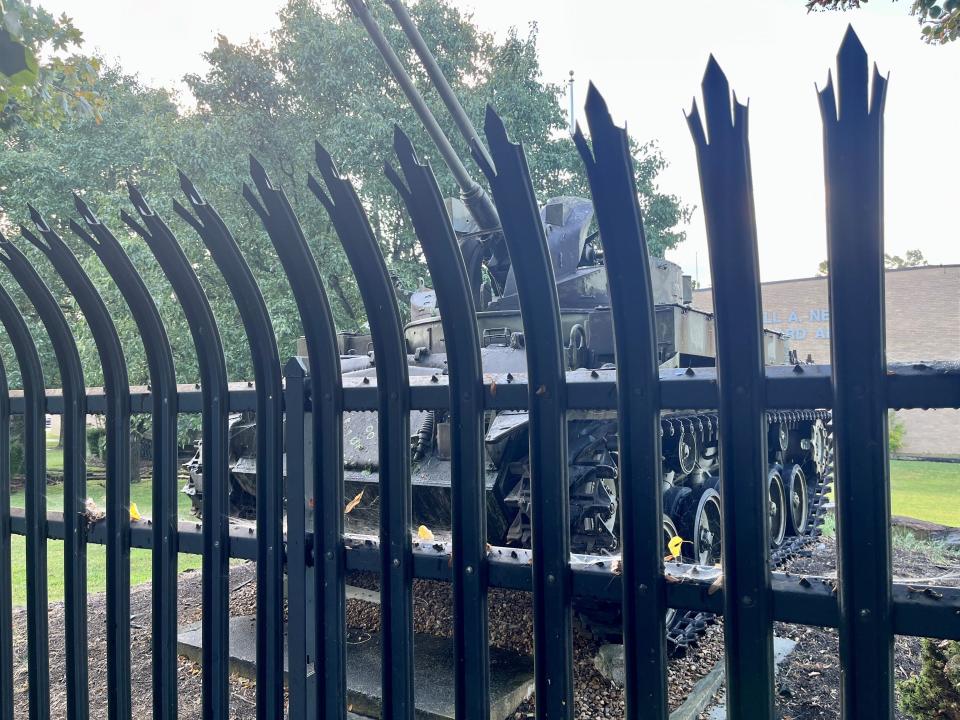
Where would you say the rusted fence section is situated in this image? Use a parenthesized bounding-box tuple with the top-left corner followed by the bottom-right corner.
(0, 26, 956, 720)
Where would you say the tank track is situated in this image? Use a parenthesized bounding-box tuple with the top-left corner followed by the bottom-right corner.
(575, 408, 834, 655)
(665, 410, 834, 654)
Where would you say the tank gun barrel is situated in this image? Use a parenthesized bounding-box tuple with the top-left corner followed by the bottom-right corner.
(346, 0, 499, 232)
(384, 0, 493, 171)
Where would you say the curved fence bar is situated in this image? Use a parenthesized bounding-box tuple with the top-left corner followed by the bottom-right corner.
(574, 85, 668, 719)
(172, 173, 285, 720)
(22, 208, 134, 720)
(475, 107, 573, 720)
(0, 235, 89, 720)
(0, 337, 10, 719)
(686, 58, 775, 716)
(243, 156, 347, 720)
(0, 282, 49, 720)
(310, 141, 415, 719)
(121, 185, 231, 720)
(70, 196, 180, 720)
(386, 126, 489, 720)
(818, 28, 893, 718)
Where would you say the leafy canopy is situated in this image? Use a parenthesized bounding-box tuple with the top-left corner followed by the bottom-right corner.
(806, 0, 960, 43)
(0, 0, 102, 130)
(0, 0, 690, 396)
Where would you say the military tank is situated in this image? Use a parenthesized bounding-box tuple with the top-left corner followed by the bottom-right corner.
(182, 0, 833, 649)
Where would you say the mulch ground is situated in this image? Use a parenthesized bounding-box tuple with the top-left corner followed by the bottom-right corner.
(9, 535, 957, 719)
(701, 537, 960, 720)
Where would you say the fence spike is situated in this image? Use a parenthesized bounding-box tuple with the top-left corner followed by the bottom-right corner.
(481, 105, 573, 720)
(388, 125, 490, 720)
(577, 83, 669, 720)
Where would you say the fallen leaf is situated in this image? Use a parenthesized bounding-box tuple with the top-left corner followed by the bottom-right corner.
(667, 535, 684, 561)
(344, 489, 364, 514)
(84, 498, 105, 523)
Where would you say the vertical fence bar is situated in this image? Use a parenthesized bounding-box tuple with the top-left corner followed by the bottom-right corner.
(122, 186, 231, 720)
(23, 210, 133, 720)
(574, 86, 668, 719)
(172, 174, 285, 720)
(310, 143, 415, 720)
(686, 59, 775, 717)
(0, 331, 11, 720)
(0, 236, 88, 720)
(818, 28, 893, 719)
(386, 127, 489, 720)
(474, 107, 573, 720)
(70, 198, 180, 720)
(283, 357, 308, 718)
(244, 157, 347, 720)
(0, 282, 49, 720)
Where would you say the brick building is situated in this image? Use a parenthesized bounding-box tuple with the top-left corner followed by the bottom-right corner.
(693, 264, 960, 458)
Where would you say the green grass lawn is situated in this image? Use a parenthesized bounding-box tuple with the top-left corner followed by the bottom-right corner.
(9, 437, 201, 606)
(7, 439, 958, 606)
(889, 458, 960, 527)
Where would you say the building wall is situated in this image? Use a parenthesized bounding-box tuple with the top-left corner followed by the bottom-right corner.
(693, 265, 960, 458)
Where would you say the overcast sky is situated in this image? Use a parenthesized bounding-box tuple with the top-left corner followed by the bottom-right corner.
(43, 0, 960, 284)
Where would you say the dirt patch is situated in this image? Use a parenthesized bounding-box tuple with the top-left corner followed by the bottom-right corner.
(11, 563, 259, 720)
(700, 537, 960, 720)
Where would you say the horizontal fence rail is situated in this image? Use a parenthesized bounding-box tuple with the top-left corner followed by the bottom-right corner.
(0, 24, 956, 720)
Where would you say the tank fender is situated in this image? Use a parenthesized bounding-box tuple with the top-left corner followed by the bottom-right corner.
(484, 410, 528, 467)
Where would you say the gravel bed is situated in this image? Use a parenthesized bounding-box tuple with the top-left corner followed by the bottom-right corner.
(345, 572, 726, 717)
(12, 532, 953, 719)
(11, 562, 260, 719)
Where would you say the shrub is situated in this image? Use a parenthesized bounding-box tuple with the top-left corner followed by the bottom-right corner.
(86, 426, 106, 459)
(888, 410, 907, 456)
(899, 639, 960, 719)
(9, 416, 24, 476)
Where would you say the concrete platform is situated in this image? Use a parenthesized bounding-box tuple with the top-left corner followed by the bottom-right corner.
(178, 618, 534, 720)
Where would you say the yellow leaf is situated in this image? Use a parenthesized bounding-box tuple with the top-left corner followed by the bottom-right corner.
(129, 502, 142, 521)
(344, 489, 363, 514)
(417, 525, 434, 541)
(667, 535, 684, 561)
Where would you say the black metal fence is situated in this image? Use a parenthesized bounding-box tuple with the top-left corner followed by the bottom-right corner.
(0, 27, 957, 720)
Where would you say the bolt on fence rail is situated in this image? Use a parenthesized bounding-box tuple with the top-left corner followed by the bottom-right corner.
(0, 25, 955, 720)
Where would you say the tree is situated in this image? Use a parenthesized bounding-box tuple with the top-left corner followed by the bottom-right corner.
(805, 0, 960, 44)
(0, 0, 102, 130)
(885, 248, 929, 268)
(0, 0, 690, 394)
(817, 248, 929, 275)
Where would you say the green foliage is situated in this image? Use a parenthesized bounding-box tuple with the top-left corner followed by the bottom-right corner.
(0, 0, 103, 130)
(817, 248, 928, 275)
(885, 249, 929, 269)
(0, 0, 689, 394)
(899, 639, 960, 719)
(8, 415, 23, 476)
(86, 425, 105, 459)
(888, 409, 906, 454)
(805, 0, 960, 43)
